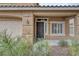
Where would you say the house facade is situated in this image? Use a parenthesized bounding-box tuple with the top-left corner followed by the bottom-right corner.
(0, 3, 79, 44)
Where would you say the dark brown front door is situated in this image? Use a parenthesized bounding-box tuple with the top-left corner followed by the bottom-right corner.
(36, 22, 44, 38)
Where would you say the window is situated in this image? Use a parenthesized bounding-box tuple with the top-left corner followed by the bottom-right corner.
(69, 18, 75, 36)
(51, 21, 65, 36)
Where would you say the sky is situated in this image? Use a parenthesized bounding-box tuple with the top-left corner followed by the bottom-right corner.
(40, 3, 79, 6)
(0, 0, 79, 3)
(36, 0, 79, 3)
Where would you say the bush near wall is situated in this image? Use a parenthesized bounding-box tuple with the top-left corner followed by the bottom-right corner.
(0, 31, 50, 56)
(0, 31, 32, 56)
(68, 40, 79, 56)
(32, 40, 50, 56)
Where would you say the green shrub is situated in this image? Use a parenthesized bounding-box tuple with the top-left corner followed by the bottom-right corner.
(68, 40, 79, 56)
(32, 40, 49, 56)
(58, 40, 69, 47)
(0, 30, 32, 56)
(0, 30, 50, 56)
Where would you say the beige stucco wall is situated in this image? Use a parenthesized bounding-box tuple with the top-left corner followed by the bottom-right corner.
(0, 18, 22, 37)
(44, 17, 70, 40)
(22, 14, 34, 45)
(75, 13, 79, 39)
(0, 10, 78, 43)
(0, 11, 34, 44)
(35, 16, 71, 40)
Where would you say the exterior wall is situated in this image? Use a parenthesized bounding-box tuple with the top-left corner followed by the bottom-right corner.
(0, 10, 78, 43)
(22, 14, 34, 45)
(45, 17, 69, 40)
(35, 16, 70, 40)
(75, 13, 79, 39)
(0, 11, 34, 44)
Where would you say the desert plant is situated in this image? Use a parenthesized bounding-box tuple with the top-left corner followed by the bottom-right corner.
(68, 40, 79, 56)
(0, 30, 32, 56)
(58, 40, 69, 47)
(0, 30, 51, 56)
(32, 40, 49, 56)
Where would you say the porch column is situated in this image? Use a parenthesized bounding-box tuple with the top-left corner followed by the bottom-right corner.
(75, 14, 79, 39)
(22, 14, 34, 45)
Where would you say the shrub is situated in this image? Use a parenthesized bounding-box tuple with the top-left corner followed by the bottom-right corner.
(58, 40, 69, 47)
(32, 40, 49, 56)
(0, 30, 50, 56)
(68, 40, 79, 56)
(0, 30, 32, 56)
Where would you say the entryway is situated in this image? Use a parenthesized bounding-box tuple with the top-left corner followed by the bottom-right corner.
(36, 22, 44, 38)
(35, 18, 48, 40)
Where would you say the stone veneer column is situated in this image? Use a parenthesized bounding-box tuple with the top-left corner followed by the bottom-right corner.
(75, 14, 79, 39)
(22, 14, 34, 45)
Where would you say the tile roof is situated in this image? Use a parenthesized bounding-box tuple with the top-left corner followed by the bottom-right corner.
(0, 3, 39, 7)
(40, 3, 79, 7)
(0, 3, 79, 8)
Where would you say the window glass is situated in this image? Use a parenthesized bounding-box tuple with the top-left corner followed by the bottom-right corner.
(51, 22, 65, 35)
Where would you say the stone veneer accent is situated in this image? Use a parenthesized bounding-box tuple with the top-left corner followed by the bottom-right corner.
(22, 14, 34, 45)
(75, 14, 79, 39)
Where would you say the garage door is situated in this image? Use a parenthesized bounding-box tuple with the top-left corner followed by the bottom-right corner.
(0, 20, 22, 37)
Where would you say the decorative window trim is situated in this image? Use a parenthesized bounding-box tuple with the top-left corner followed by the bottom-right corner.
(35, 18, 48, 22)
(50, 21, 65, 36)
(44, 22, 48, 35)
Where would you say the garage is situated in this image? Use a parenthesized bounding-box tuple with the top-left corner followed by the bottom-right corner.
(0, 18, 22, 37)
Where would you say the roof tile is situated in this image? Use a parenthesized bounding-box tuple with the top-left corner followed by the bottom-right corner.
(0, 3, 79, 8)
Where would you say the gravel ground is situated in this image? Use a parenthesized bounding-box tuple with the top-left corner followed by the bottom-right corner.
(49, 46, 69, 56)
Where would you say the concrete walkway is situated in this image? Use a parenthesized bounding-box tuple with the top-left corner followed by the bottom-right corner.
(47, 40, 71, 56)
(48, 39, 72, 46)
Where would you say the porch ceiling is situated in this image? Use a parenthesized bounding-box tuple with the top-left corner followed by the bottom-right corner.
(34, 12, 76, 16)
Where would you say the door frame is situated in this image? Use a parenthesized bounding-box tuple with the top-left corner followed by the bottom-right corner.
(35, 18, 48, 39)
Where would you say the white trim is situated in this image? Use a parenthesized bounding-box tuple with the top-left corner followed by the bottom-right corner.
(50, 21, 65, 23)
(44, 22, 48, 35)
(50, 21, 65, 36)
(0, 7, 79, 10)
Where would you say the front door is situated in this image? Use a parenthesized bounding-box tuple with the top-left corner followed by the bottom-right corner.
(36, 22, 44, 38)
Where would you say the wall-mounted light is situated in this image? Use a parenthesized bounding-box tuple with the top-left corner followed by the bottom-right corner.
(26, 16, 30, 25)
(27, 19, 29, 25)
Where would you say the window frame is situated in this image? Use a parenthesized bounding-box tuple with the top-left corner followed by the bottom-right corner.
(50, 21, 65, 36)
(44, 22, 48, 35)
(35, 18, 48, 38)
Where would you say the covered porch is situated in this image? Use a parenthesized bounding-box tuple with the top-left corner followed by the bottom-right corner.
(34, 11, 78, 40)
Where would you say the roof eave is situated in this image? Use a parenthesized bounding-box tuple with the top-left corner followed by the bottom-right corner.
(0, 7, 79, 10)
